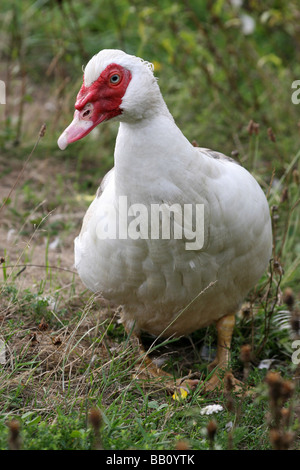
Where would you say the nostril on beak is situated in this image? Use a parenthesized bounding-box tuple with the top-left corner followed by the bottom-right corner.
(81, 103, 94, 120)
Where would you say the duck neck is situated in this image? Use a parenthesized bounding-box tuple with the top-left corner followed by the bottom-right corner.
(114, 113, 193, 199)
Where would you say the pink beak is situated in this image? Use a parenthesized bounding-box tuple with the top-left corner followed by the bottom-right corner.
(57, 101, 107, 150)
(57, 110, 94, 150)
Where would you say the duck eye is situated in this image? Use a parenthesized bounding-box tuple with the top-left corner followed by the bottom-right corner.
(110, 74, 121, 84)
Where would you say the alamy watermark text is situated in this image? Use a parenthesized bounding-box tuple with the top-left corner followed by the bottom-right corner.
(95, 196, 205, 250)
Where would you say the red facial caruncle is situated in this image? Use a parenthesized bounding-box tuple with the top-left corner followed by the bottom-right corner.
(58, 64, 132, 150)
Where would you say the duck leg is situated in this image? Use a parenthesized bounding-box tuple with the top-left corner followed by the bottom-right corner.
(124, 314, 241, 394)
(125, 324, 199, 393)
(205, 313, 241, 392)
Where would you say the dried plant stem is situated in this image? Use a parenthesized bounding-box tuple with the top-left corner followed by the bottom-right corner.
(277, 197, 300, 261)
(255, 261, 282, 358)
(0, 264, 76, 274)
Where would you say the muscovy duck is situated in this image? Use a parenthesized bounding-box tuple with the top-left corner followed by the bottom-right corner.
(58, 49, 272, 392)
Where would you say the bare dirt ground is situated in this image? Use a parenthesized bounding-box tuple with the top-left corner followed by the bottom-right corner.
(0, 153, 82, 289)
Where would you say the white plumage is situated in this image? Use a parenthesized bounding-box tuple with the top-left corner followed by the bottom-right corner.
(59, 49, 272, 389)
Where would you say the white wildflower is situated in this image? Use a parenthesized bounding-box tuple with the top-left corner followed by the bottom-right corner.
(200, 404, 223, 416)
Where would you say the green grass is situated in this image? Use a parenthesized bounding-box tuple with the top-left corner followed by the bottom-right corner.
(0, 271, 299, 450)
(0, 0, 300, 451)
(0, 372, 271, 450)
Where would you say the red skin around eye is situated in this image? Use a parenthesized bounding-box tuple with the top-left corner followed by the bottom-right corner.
(75, 63, 132, 120)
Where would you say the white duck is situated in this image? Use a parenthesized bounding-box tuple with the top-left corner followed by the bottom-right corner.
(58, 49, 272, 392)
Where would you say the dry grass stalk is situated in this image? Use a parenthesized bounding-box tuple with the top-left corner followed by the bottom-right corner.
(240, 344, 251, 381)
(206, 419, 217, 450)
(266, 371, 295, 450)
(7, 420, 21, 450)
(89, 407, 103, 450)
(175, 439, 190, 450)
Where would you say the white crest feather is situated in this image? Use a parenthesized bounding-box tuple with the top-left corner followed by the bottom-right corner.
(83, 49, 155, 87)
